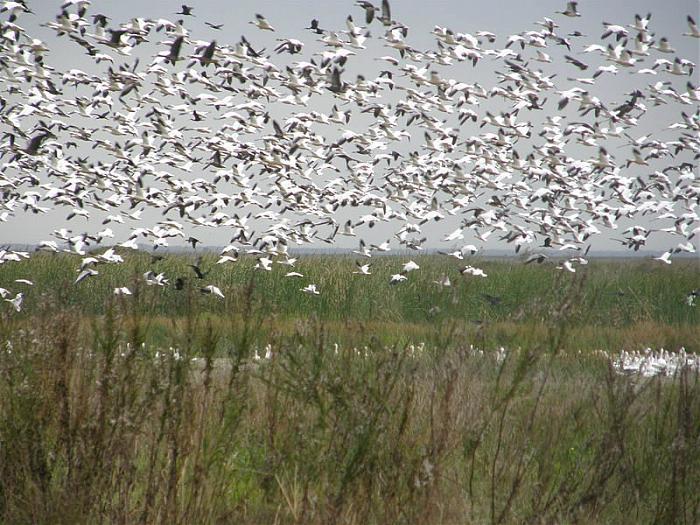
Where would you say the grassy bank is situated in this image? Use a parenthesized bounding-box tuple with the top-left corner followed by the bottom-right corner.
(0, 299, 698, 524)
(0, 253, 698, 352)
(0, 255, 698, 523)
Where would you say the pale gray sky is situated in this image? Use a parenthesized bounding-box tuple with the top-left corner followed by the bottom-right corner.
(2, 0, 699, 254)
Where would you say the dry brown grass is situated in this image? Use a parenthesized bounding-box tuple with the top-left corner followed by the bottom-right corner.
(0, 292, 698, 524)
(0, 261, 698, 523)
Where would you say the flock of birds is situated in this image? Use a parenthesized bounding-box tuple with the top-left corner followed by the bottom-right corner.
(611, 347, 700, 377)
(203, 343, 700, 378)
(0, 0, 698, 309)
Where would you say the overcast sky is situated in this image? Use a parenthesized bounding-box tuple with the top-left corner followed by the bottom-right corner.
(2, 0, 699, 254)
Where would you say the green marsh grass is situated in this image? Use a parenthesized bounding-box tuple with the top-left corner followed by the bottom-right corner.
(0, 254, 698, 523)
(1, 252, 697, 352)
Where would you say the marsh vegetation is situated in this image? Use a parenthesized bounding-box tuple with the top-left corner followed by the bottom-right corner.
(0, 255, 698, 524)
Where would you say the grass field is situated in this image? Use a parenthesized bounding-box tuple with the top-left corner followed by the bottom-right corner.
(1, 252, 698, 351)
(0, 254, 698, 523)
